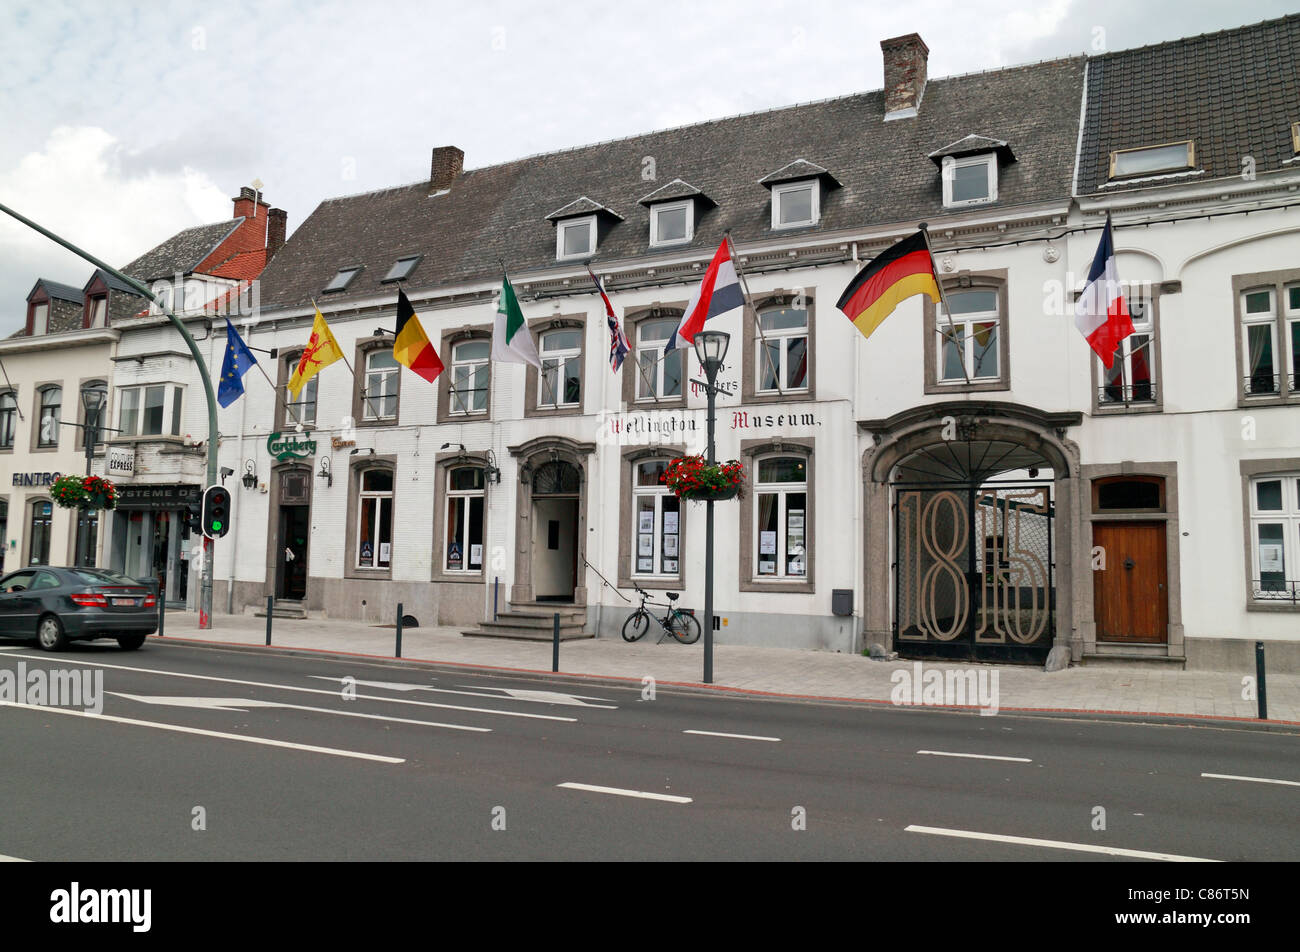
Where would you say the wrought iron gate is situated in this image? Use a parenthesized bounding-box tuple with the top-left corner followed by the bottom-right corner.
(894, 480, 1055, 664)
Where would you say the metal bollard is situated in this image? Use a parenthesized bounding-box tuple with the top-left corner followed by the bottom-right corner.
(395, 602, 403, 658)
(157, 567, 166, 638)
(266, 596, 273, 646)
(552, 612, 560, 673)
(493, 577, 499, 621)
(1255, 641, 1268, 720)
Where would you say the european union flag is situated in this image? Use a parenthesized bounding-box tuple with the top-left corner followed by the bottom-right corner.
(217, 319, 258, 408)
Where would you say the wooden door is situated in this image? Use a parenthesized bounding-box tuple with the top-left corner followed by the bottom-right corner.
(1093, 522, 1167, 643)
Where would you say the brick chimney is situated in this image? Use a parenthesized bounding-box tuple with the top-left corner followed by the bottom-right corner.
(881, 33, 929, 120)
(266, 208, 288, 261)
(429, 146, 464, 193)
(232, 185, 269, 220)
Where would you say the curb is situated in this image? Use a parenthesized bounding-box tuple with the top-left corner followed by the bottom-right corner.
(147, 634, 1300, 734)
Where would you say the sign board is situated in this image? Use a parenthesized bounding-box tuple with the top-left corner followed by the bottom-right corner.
(117, 483, 202, 511)
(106, 445, 136, 479)
(267, 431, 317, 462)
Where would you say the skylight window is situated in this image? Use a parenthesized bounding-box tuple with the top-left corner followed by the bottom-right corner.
(324, 267, 361, 292)
(383, 256, 421, 283)
(1109, 141, 1195, 179)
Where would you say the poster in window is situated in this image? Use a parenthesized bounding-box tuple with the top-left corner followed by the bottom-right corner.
(663, 511, 679, 535)
(470, 544, 483, 568)
(759, 531, 777, 555)
(638, 534, 653, 556)
(1259, 543, 1284, 573)
(663, 559, 678, 573)
(637, 557, 653, 573)
(360, 541, 373, 567)
(638, 511, 655, 533)
(788, 557, 805, 576)
(788, 512, 804, 530)
(663, 533, 678, 557)
(380, 542, 391, 564)
(447, 541, 462, 570)
(758, 560, 776, 575)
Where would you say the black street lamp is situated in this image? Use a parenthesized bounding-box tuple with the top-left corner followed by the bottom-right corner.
(78, 386, 106, 566)
(693, 329, 730, 684)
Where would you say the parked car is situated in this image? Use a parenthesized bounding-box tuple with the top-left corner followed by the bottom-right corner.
(0, 567, 158, 651)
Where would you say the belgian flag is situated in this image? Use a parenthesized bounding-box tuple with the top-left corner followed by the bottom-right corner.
(836, 230, 942, 341)
(393, 288, 444, 383)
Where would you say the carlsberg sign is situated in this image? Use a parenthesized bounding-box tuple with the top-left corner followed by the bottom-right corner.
(266, 431, 317, 461)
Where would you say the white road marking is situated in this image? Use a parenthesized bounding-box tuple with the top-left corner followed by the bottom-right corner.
(683, 729, 781, 742)
(904, 825, 1220, 862)
(917, 750, 1032, 763)
(557, 782, 692, 804)
(0, 853, 31, 861)
(109, 693, 491, 733)
(0, 646, 23, 651)
(1, 701, 404, 764)
(1202, 772, 1300, 788)
(0, 652, 575, 722)
(310, 676, 617, 709)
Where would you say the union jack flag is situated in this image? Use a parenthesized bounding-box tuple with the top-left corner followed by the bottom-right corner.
(590, 268, 630, 372)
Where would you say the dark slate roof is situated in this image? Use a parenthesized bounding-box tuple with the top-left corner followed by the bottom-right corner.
(1077, 14, 1300, 195)
(928, 134, 1015, 165)
(85, 268, 145, 297)
(638, 178, 712, 206)
(29, 278, 83, 303)
(256, 55, 1085, 313)
(121, 219, 241, 281)
(757, 158, 841, 188)
(544, 197, 624, 221)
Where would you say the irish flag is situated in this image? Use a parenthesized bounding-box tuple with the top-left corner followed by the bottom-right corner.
(492, 274, 541, 368)
(1075, 214, 1134, 369)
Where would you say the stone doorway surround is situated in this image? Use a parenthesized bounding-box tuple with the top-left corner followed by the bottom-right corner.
(507, 435, 596, 606)
(859, 401, 1083, 665)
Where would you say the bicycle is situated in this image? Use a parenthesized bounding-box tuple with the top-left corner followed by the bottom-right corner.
(622, 586, 701, 644)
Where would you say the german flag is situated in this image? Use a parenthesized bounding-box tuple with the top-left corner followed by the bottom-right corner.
(836, 230, 942, 341)
(393, 288, 444, 383)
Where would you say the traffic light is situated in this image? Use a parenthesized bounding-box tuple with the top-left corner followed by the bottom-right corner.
(201, 485, 231, 539)
(184, 500, 202, 534)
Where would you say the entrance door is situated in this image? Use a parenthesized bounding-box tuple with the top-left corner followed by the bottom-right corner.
(277, 506, 309, 600)
(1093, 522, 1167, 643)
(531, 498, 578, 601)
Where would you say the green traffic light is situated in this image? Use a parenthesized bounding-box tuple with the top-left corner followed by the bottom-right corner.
(213, 521, 223, 531)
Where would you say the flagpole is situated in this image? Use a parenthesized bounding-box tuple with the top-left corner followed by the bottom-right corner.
(918, 223, 972, 387)
(310, 297, 383, 419)
(726, 232, 785, 396)
(589, 264, 663, 404)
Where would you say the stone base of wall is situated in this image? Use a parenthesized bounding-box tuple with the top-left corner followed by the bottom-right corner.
(593, 605, 859, 654)
(215, 576, 488, 628)
(1185, 637, 1300, 673)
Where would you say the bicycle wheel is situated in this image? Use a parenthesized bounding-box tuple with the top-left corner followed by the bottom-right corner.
(668, 610, 701, 645)
(622, 610, 650, 642)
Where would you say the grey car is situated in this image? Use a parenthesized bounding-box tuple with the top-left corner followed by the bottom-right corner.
(0, 567, 158, 651)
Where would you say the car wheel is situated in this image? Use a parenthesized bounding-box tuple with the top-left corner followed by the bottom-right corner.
(116, 633, 147, 651)
(36, 614, 68, 652)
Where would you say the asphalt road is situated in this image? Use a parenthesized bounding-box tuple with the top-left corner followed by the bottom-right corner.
(1, 640, 1297, 861)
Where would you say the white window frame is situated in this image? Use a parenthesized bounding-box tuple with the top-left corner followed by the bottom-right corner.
(632, 460, 680, 577)
(1287, 285, 1300, 394)
(1109, 141, 1195, 179)
(556, 216, 597, 260)
(284, 353, 318, 428)
(635, 318, 683, 402)
(942, 154, 998, 208)
(444, 467, 485, 573)
(37, 386, 61, 448)
(1249, 474, 1300, 600)
(538, 330, 582, 409)
(116, 384, 183, 437)
(362, 350, 400, 421)
(31, 303, 48, 335)
(752, 456, 809, 581)
(937, 290, 1001, 383)
(1242, 288, 1279, 397)
(0, 391, 16, 449)
(755, 307, 810, 394)
(771, 180, 819, 229)
(449, 340, 490, 415)
(1098, 291, 1155, 403)
(649, 200, 693, 247)
(356, 469, 393, 570)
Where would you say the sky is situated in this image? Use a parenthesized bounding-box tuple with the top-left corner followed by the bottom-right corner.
(0, 0, 1292, 334)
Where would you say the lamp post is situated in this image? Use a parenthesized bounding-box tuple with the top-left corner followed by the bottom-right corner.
(692, 329, 730, 685)
(78, 387, 106, 567)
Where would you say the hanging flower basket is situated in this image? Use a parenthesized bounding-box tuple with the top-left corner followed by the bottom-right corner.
(663, 456, 746, 502)
(50, 474, 118, 511)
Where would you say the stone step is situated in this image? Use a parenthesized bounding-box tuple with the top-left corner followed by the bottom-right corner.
(253, 601, 309, 620)
(1080, 652, 1186, 668)
(462, 624, 592, 642)
(489, 611, 586, 628)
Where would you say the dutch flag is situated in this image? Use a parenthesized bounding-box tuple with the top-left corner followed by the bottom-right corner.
(665, 236, 745, 355)
(1074, 214, 1135, 369)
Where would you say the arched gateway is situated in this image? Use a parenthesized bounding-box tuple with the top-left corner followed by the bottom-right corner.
(861, 403, 1082, 665)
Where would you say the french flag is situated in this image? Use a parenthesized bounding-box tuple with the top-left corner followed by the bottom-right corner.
(666, 236, 745, 355)
(1074, 214, 1135, 369)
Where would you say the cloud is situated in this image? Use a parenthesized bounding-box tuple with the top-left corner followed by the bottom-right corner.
(0, 126, 231, 333)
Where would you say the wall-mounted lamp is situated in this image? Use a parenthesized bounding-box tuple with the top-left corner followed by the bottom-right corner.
(440, 442, 466, 453)
(241, 459, 259, 489)
(483, 448, 501, 485)
(349, 447, 375, 456)
(317, 457, 333, 487)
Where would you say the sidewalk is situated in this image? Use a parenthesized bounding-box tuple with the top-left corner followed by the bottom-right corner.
(150, 611, 1300, 727)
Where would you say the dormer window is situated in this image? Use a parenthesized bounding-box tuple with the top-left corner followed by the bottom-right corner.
(88, 296, 107, 328)
(31, 303, 48, 335)
(943, 154, 997, 207)
(1109, 141, 1195, 179)
(1291, 122, 1299, 154)
(650, 201, 693, 247)
(382, 256, 421, 283)
(557, 216, 596, 260)
(772, 181, 818, 229)
(324, 267, 361, 292)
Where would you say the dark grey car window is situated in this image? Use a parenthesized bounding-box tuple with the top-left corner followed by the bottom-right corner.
(2, 572, 36, 592)
(31, 572, 61, 590)
(72, 569, 142, 586)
